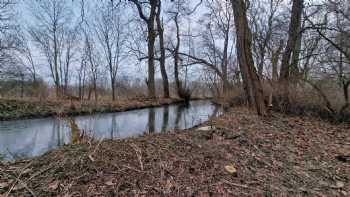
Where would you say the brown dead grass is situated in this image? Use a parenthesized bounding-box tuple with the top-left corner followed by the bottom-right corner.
(0, 97, 183, 121)
(0, 107, 349, 196)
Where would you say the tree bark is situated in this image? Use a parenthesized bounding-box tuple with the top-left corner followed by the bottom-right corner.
(173, 13, 183, 98)
(230, 0, 267, 116)
(279, 0, 304, 98)
(156, 0, 170, 98)
(222, 20, 230, 94)
(147, 22, 156, 99)
(271, 40, 284, 82)
(129, 0, 158, 99)
(130, 0, 157, 99)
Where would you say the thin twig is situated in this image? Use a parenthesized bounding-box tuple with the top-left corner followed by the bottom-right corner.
(130, 143, 144, 171)
(222, 179, 249, 188)
(5, 161, 33, 197)
(88, 138, 104, 162)
(16, 178, 37, 197)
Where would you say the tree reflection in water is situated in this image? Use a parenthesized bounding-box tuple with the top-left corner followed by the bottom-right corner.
(174, 103, 187, 130)
(148, 108, 155, 133)
(161, 106, 169, 132)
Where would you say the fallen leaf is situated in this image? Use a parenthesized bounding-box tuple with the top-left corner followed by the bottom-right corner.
(48, 181, 60, 190)
(331, 181, 345, 189)
(197, 126, 215, 131)
(13, 184, 25, 191)
(22, 168, 32, 175)
(105, 179, 115, 186)
(0, 182, 9, 189)
(224, 164, 237, 175)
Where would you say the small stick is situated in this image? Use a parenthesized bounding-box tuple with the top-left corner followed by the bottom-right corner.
(5, 162, 33, 197)
(88, 138, 104, 162)
(130, 144, 144, 171)
(16, 178, 37, 197)
(222, 179, 248, 188)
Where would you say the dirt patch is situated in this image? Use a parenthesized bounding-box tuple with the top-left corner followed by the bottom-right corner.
(0, 98, 183, 121)
(0, 107, 349, 196)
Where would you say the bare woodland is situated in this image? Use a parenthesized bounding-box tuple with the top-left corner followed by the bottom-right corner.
(1, 1, 350, 196)
(0, 0, 349, 120)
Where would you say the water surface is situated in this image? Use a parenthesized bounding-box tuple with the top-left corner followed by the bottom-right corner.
(0, 100, 221, 161)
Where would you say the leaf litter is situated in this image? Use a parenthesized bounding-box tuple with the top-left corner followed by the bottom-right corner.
(0, 107, 349, 196)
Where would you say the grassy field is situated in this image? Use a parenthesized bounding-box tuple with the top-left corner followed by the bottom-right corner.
(0, 107, 349, 196)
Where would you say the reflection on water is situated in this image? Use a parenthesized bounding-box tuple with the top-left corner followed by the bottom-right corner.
(0, 100, 221, 160)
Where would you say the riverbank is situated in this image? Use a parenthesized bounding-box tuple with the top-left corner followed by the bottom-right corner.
(0, 98, 185, 121)
(0, 107, 349, 196)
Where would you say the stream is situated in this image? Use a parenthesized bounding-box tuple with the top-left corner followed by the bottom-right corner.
(0, 100, 221, 161)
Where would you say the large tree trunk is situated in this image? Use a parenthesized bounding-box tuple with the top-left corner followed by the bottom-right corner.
(130, 0, 157, 99)
(156, 1, 170, 98)
(230, 0, 267, 116)
(173, 14, 183, 98)
(222, 23, 230, 94)
(279, 0, 304, 99)
(147, 22, 156, 99)
(257, 45, 266, 79)
(290, 27, 302, 81)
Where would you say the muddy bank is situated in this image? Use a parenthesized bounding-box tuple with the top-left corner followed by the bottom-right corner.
(0, 98, 184, 121)
(0, 107, 349, 196)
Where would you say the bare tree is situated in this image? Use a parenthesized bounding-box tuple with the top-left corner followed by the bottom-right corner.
(230, 0, 267, 115)
(301, 0, 350, 117)
(83, 33, 100, 102)
(156, 0, 170, 98)
(62, 28, 79, 95)
(279, 0, 304, 101)
(129, 0, 158, 99)
(77, 52, 88, 100)
(95, 2, 126, 101)
(250, 0, 283, 78)
(28, 0, 74, 98)
(168, 0, 235, 97)
(167, 0, 190, 99)
(0, 0, 19, 74)
(202, 0, 234, 94)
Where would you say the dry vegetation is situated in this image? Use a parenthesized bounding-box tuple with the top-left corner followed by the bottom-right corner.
(0, 97, 183, 121)
(0, 107, 349, 196)
(0, 0, 350, 196)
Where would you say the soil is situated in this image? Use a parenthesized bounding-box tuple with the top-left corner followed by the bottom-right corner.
(0, 107, 349, 196)
(0, 98, 184, 121)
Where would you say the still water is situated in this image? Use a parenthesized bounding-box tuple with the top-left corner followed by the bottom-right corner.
(0, 100, 221, 161)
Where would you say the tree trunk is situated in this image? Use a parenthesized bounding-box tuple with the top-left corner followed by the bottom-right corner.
(156, 2, 170, 98)
(173, 14, 183, 98)
(111, 79, 116, 101)
(222, 22, 230, 94)
(257, 45, 265, 78)
(290, 15, 304, 83)
(93, 79, 98, 103)
(271, 40, 284, 82)
(279, 0, 303, 99)
(230, 0, 267, 116)
(78, 77, 82, 100)
(130, 0, 157, 99)
(147, 23, 156, 99)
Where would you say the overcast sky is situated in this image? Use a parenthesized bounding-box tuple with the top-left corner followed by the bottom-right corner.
(13, 0, 210, 86)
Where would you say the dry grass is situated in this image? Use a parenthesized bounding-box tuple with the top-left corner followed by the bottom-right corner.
(0, 97, 184, 121)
